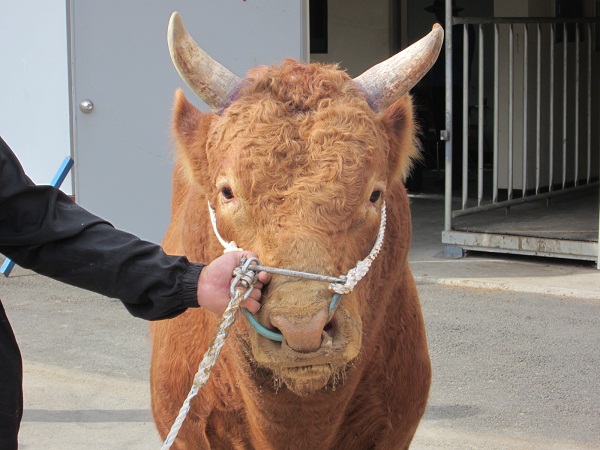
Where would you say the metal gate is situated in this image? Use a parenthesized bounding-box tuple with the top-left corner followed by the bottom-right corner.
(440, 7, 600, 268)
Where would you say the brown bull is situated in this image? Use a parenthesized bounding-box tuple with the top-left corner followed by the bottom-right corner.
(150, 12, 443, 449)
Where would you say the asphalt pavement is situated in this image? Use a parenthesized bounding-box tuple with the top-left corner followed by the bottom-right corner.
(1, 196, 599, 449)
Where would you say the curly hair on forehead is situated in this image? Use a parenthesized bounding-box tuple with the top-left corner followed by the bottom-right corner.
(239, 59, 368, 114)
(204, 61, 390, 220)
(197, 57, 418, 234)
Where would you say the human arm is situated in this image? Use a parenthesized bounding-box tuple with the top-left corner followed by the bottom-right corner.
(0, 137, 267, 319)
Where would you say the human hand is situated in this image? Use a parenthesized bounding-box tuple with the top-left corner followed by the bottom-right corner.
(197, 251, 271, 316)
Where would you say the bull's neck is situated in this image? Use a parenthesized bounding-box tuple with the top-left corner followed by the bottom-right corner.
(244, 373, 361, 448)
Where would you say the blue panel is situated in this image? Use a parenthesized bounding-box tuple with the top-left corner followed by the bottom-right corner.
(1, 259, 16, 277)
(50, 156, 74, 188)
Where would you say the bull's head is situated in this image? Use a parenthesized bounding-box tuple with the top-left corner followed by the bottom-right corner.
(167, 12, 442, 396)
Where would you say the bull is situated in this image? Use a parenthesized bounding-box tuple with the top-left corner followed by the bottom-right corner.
(151, 12, 443, 449)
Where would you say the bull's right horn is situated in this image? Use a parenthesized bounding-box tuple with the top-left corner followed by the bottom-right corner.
(354, 24, 444, 112)
(168, 12, 241, 112)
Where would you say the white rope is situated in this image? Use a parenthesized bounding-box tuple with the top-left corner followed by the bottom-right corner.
(329, 203, 386, 295)
(209, 201, 242, 252)
(160, 288, 245, 449)
(161, 204, 245, 448)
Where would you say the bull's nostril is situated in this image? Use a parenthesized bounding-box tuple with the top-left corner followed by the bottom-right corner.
(270, 309, 329, 353)
(324, 313, 338, 334)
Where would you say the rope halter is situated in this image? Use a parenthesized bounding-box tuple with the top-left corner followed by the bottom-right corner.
(208, 201, 387, 340)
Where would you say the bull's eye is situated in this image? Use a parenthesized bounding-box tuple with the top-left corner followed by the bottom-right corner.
(221, 186, 235, 200)
(369, 190, 382, 203)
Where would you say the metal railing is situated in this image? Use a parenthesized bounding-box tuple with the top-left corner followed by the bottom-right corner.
(442, 15, 600, 265)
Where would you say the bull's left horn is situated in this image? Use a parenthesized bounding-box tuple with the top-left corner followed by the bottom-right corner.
(353, 24, 444, 112)
(168, 11, 241, 112)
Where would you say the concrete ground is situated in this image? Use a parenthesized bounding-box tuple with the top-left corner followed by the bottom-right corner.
(1, 196, 599, 449)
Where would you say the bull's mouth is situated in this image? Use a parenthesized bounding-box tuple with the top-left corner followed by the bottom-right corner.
(277, 363, 342, 395)
(245, 306, 362, 396)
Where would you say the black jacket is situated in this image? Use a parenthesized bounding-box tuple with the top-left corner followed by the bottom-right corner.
(0, 137, 202, 320)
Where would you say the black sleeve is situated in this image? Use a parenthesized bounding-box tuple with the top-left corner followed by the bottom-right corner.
(0, 136, 203, 320)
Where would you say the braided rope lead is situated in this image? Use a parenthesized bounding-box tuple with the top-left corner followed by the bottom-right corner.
(329, 203, 386, 295)
(160, 287, 247, 449)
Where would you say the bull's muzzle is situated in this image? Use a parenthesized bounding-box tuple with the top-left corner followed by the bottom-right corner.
(241, 292, 342, 343)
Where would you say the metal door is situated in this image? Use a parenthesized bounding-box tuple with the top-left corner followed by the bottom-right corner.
(69, 0, 308, 243)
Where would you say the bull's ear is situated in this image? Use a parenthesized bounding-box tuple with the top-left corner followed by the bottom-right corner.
(381, 95, 420, 181)
(172, 89, 212, 183)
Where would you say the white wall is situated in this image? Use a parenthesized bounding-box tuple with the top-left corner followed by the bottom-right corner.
(1, 1, 307, 243)
(0, 0, 72, 193)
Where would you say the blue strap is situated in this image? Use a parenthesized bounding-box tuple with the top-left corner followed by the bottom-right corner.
(240, 308, 284, 341)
